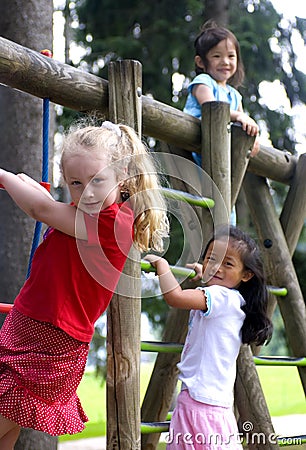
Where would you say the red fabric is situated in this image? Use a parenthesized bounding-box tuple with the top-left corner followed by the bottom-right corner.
(14, 202, 134, 342)
(0, 309, 89, 436)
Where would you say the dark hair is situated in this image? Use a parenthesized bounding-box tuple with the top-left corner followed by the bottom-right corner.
(194, 20, 245, 88)
(203, 225, 273, 346)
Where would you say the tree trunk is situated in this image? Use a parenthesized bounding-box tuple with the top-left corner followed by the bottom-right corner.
(203, 0, 230, 26)
(0, 0, 57, 448)
(16, 429, 57, 450)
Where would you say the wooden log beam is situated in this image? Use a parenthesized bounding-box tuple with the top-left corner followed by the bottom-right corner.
(247, 144, 295, 185)
(0, 36, 297, 184)
(106, 60, 142, 449)
(280, 152, 306, 253)
(0, 36, 109, 112)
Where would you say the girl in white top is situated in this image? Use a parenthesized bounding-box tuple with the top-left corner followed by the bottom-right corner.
(145, 225, 272, 449)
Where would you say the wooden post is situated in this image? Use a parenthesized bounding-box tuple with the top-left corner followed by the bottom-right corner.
(235, 346, 278, 449)
(201, 101, 231, 225)
(230, 123, 255, 209)
(106, 60, 142, 449)
(243, 172, 306, 394)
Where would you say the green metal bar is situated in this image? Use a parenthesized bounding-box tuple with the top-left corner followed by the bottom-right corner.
(162, 187, 215, 208)
(268, 286, 288, 296)
(141, 260, 287, 296)
(141, 341, 183, 353)
(254, 356, 306, 367)
(141, 259, 196, 279)
(141, 342, 306, 367)
(141, 422, 169, 434)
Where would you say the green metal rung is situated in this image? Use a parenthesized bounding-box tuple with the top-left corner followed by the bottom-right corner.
(254, 356, 306, 367)
(141, 259, 196, 279)
(141, 422, 170, 434)
(141, 341, 183, 353)
(141, 260, 287, 296)
(162, 187, 215, 208)
(141, 342, 306, 368)
(268, 286, 288, 296)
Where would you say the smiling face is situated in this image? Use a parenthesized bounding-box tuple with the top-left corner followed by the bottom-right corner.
(202, 238, 253, 289)
(63, 151, 121, 214)
(202, 38, 237, 86)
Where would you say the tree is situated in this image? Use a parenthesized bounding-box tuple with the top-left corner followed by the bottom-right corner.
(0, 0, 57, 448)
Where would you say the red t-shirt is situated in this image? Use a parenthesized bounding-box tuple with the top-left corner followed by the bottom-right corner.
(14, 202, 134, 342)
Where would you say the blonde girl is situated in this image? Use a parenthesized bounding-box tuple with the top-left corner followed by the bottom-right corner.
(0, 120, 169, 449)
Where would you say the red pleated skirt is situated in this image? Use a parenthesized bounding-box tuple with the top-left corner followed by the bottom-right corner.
(0, 308, 90, 436)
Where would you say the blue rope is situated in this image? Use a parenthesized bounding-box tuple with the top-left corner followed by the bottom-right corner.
(26, 98, 50, 278)
(42, 98, 49, 183)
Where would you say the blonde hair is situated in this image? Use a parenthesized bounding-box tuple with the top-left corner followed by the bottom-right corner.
(60, 120, 169, 253)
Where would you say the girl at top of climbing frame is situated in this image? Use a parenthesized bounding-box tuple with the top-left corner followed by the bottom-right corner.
(145, 225, 272, 450)
(0, 119, 169, 449)
(184, 20, 259, 166)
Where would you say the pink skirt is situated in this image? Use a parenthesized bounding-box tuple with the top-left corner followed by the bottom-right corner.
(166, 389, 243, 450)
(0, 308, 90, 436)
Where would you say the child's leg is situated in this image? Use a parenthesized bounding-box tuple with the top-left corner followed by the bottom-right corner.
(0, 414, 20, 450)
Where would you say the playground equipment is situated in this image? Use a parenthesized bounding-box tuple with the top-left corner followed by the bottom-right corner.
(0, 37, 305, 449)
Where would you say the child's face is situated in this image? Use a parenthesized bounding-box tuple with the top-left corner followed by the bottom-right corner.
(202, 238, 252, 289)
(204, 38, 237, 86)
(64, 151, 121, 214)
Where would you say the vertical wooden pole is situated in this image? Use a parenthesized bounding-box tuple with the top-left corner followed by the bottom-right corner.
(201, 101, 231, 228)
(230, 123, 255, 209)
(106, 60, 142, 449)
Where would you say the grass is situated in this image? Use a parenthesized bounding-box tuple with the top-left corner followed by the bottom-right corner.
(59, 362, 306, 443)
(257, 365, 306, 416)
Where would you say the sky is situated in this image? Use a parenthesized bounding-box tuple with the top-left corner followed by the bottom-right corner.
(271, 0, 306, 19)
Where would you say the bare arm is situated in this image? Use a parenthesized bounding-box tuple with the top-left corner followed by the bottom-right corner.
(193, 85, 259, 137)
(193, 83, 215, 103)
(231, 104, 259, 137)
(144, 255, 207, 311)
(0, 169, 87, 239)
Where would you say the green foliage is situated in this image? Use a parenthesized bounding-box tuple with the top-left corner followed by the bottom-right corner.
(74, 0, 204, 106)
